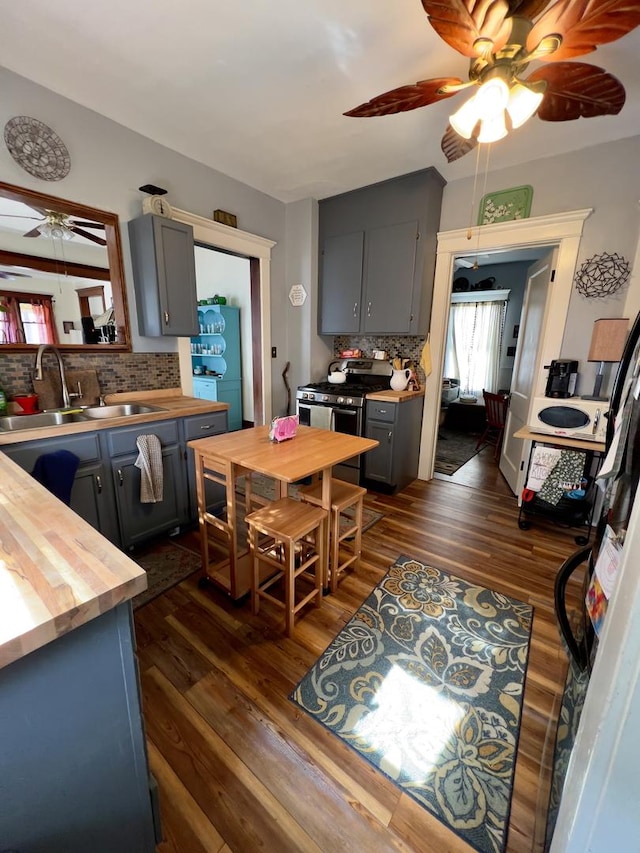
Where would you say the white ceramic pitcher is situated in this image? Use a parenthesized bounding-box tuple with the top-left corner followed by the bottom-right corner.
(390, 368, 411, 391)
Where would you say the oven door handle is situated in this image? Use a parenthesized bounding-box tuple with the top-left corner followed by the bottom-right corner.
(332, 408, 358, 416)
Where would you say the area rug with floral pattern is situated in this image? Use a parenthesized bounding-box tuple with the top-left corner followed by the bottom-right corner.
(291, 556, 533, 853)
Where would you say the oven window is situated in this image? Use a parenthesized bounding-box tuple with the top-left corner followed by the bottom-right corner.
(333, 407, 359, 436)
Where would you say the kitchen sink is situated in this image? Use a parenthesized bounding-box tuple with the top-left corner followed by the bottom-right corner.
(0, 411, 89, 432)
(79, 403, 167, 419)
(0, 403, 168, 432)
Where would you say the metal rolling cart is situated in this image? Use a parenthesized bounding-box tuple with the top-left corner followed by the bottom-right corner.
(514, 427, 606, 546)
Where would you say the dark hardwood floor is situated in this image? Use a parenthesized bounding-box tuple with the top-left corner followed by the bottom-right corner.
(135, 450, 583, 852)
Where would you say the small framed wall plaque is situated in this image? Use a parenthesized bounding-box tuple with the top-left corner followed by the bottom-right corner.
(213, 209, 237, 228)
(478, 185, 533, 225)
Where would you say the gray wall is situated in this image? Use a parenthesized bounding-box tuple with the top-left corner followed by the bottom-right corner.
(2, 64, 638, 405)
(0, 66, 290, 406)
(440, 137, 640, 396)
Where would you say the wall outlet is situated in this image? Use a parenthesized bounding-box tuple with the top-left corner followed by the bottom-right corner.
(271, 346, 277, 358)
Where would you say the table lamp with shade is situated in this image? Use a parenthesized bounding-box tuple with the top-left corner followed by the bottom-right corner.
(582, 318, 629, 401)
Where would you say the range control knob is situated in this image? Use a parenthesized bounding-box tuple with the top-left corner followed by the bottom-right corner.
(346, 398, 353, 405)
(337, 397, 344, 404)
(307, 393, 315, 401)
(322, 395, 330, 402)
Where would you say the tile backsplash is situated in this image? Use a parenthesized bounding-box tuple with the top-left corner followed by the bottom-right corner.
(0, 352, 180, 399)
(334, 335, 429, 383)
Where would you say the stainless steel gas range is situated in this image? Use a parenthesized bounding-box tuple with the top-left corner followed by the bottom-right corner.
(296, 359, 392, 483)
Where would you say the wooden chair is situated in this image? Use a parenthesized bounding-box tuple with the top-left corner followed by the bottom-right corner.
(299, 478, 366, 592)
(246, 497, 327, 636)
(476, 390, 509, 460)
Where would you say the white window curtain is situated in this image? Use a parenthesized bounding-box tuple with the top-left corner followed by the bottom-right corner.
(444, 297, 507, 398)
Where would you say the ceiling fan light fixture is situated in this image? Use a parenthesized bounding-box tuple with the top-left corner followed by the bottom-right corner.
(506, 81, 545, 129)
(449, 95, 481, 139)
(449, 76, 510, 140)
(39, 221, 74, 241)
(477, 113, 508, 143)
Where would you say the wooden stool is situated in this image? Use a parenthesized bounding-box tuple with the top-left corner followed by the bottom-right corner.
(299, 479, 366, 592)
(246, 497, 327, 636)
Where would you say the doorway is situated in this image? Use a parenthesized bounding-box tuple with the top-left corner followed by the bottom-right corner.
(171, 206, 276, 425)
(418, 208, 592, 483)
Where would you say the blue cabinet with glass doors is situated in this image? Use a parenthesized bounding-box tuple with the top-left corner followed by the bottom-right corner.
(191, 305, 242, 431)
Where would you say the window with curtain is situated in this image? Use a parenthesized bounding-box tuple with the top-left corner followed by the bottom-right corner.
(0, 291, 57, 345)
(444, 293, 508, 399)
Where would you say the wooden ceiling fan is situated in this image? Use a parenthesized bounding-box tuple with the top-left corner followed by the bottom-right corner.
(345, 0, 640, 162)
(0, 207, 107, 245)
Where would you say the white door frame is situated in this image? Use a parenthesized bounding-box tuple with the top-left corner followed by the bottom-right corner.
(418, 209, 592, 481)
(171, 207, 276, 424)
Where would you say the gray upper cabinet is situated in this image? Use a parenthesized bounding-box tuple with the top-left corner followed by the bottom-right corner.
(128, 213, 199, 337)
(320, 232, 365, 334)
(318, 168, 445, 336)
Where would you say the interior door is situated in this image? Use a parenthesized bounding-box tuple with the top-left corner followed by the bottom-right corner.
(500, 252, 555, 494)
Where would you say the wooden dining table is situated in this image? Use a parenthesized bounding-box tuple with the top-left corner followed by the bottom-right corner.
(188, 425, 379, 600)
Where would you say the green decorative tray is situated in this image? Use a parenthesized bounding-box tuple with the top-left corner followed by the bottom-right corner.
(478, 185, 533, 225)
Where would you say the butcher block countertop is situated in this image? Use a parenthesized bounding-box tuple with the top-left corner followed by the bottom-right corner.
(366, 388, 425, 403)
(0, 388, 229, 446)
(0, 451, 147, 669)
(0, 390, 228, 668)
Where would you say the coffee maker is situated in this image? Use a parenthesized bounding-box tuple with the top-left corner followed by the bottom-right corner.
(544, 359, 578, 398)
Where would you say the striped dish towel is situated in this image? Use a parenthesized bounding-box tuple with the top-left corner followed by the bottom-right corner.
(134, 434, 164, 503)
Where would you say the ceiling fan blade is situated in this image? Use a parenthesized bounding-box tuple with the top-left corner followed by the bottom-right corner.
(0, 270, 31, 279)
(70, 220, 106, 230)
(506, 0, 553, 17)
(345, 77, 465, 117)
(23, 226, 43, 238)
(527, 61, 625, 120)
(527, 0, 640, 61)
(441, 124, 478, 162)
(421, 0, 512, 57)
(70, 226, 107, 246)
(0, 213, 44, 220)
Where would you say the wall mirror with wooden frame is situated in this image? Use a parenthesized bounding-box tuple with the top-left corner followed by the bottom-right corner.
(0, 180, 131, 351)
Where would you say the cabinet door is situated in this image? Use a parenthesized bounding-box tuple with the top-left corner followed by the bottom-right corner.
(364, 420, 394, 484)
(111, 445, 186, 548)
(181, 412, 228, 520)
(129, 214, 198, 337)
(364, 220, 418, 333)
(217, 380, 242, 431)
(70, 461, 119, 544)
(319, 231, 364, 334)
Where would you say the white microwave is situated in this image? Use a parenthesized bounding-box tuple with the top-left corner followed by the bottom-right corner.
(529, 396, 608, 442)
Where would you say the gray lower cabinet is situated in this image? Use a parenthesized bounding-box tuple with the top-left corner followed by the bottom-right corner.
(364, 397, 424, 492)
(1, 431, 120, 544)
(1, 410, 229, 548)
(181, 410, 228, 519)
(128, 213, 199, 337)
(0, 602, 158, 853)
(103, 419, 188, 549)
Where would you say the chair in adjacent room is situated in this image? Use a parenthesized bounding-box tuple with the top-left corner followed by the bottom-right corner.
(476, 390, 509, 461)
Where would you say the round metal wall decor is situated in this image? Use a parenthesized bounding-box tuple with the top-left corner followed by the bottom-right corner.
(574, 252, 631, 298)
(3, 116, 71, 181)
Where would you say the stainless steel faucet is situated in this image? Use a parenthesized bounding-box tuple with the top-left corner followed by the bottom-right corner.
(34, 344, 72, 409)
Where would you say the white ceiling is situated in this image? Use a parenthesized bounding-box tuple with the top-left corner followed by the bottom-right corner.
(1, 1, 640, 203)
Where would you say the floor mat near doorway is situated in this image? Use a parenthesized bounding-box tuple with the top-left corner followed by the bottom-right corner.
(291, 555, 533, 853)
(435, 427, 485, 475)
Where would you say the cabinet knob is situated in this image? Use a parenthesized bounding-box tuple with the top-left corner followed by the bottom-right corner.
(164, 311, 170, 324)
(353, 302, 358, 318)
(117, 468, 124, 486)
(96, 474, 102, 494)
(388, 431, 392, 442)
